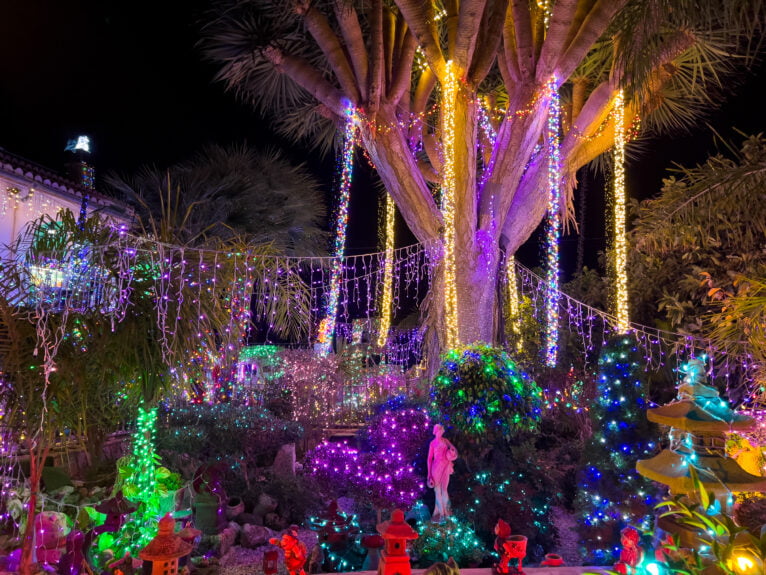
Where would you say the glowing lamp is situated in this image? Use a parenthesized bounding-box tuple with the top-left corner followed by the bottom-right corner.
(729, 553, 758, 573)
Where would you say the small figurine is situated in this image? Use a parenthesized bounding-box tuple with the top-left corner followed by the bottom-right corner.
(493, 519, 512, 574)
(269, 526, 308, 575)
(613, 527, 643, 575)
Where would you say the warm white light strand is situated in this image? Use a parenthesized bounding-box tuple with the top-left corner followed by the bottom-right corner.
(377, 192, 396, 348)
(441, 61, 459, 349)
(613, 89, 629, 333)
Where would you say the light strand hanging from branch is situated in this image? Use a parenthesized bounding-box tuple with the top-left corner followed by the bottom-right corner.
(441, 60, 459, 349)
(506, 255, 524, 353)
(612, 89, 629, 333)
(544, 77, 562, 367)
(317, 103, 357, 355)
(377, 192, 396, 348)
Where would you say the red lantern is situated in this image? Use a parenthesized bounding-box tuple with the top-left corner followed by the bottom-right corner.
(376, 509, 418, 575)
(264, 549, 279, 575)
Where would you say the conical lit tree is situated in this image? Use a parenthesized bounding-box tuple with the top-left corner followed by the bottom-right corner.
(576, 334, 659, 565)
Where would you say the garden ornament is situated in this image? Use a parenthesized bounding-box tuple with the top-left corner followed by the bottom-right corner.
(427, 424, 458, 522)
(613, 526, 643, 574)
(269, 525, 308, 575)
(376, 509, 418, 575)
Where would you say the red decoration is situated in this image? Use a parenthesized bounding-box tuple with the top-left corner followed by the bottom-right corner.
(264, 549, 279, 575)
(377, 509, 418, 575)
(269, 526, 308, 575)
(613, 526, 643, 574)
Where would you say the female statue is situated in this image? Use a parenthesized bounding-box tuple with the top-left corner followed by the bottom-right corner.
(426, 424, 458, 521)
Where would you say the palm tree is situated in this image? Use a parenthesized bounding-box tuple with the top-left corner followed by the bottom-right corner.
(626, 133, 766, 388)
(106, 143, 327, 255)
(201, 0, 765, 365)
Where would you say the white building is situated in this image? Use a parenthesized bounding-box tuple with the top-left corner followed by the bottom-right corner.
(0, 145, 129, 255)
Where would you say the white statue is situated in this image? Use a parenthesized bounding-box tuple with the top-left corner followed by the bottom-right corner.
(427, 424, 458, 522)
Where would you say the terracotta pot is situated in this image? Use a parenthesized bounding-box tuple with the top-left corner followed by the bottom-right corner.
(226, 496, 245, 520)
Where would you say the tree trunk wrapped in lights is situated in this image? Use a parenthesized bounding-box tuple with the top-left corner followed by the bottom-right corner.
(203, 0, 766, 366)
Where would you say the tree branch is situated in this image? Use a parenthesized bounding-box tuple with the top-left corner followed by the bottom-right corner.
(394, 0, 447, 78)
(384, 6, 397, 87)
(362, 106, 442, 242)
(468, 0, 507, 85)
(333, 0, 368, 97)
(299, 2, 361, 103)
(557, 0, 628, 80)
(501, 9, 522, 84)
(454, 0, 488, 70)
(369, 0, 385, 113)
(511, 0, 535, 80)
(536, 0, 580, 82)
(388, 29, 419, 106)
(263, 46, 347, 116)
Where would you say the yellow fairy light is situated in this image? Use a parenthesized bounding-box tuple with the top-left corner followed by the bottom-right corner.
(536, 0, 552, 28)
(613, 89, 629, 333)
(506, 255, 524, 353)
(441, 60, 459, 349)
(377, 192, 396, 348)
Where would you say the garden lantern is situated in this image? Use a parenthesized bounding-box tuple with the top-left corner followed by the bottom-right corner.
(139, 514, 192, 575)
(376, 509, 418, 575)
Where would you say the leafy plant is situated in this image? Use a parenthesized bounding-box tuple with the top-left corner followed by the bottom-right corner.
(652, 469, 765, 574)
(430, 344, 543, 446)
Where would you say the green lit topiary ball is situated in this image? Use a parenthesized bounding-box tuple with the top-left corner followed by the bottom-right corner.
(430, 344, 542, 443)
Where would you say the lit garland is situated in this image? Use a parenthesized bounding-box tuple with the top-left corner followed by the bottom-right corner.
(506, 255, 524, 353)
(441, 61, 459, 349)
(377, 192, 396, 348)
(612, 89, 629, 333)
(544, 77, 562, 367)
(318, 103, 357, 355)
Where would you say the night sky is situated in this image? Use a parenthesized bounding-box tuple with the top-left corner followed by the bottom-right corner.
(2, 0, 765, 265)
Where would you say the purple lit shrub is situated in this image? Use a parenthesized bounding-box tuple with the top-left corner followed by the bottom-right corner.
(305, 407, 430, 511)
(359, 408, 432, 462)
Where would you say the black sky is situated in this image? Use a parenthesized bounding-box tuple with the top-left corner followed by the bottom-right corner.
(2, 0, 766, 262)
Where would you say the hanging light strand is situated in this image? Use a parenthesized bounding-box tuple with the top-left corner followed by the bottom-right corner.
(544, 77, 562, 367)
(318, 103, 356, 355)
(613, 89, 630, 333)
(506, 255, 524, 353)
(377, 192, 396, 348)
(441, 61, 459, 349)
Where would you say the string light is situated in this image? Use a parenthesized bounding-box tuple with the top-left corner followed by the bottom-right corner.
(377, 192, 395, 348)
(544, 77, 562, 367)
(506, 255, 524, 353)
(318, 103, 356, 355)
(536, 0, 552, 28)
(612, 89, 629, 333)
(441, 60, 459, 349)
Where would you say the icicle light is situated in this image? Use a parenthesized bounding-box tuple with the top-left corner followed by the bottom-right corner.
(613, 89, 629, 333)
(377, 192, 396, 348)
(544, 77, 562, 367)
(441, 60, 459, 349)
(318, 103, 356, 355)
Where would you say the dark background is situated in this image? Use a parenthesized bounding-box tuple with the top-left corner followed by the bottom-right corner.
(2, 0, 764, 269)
